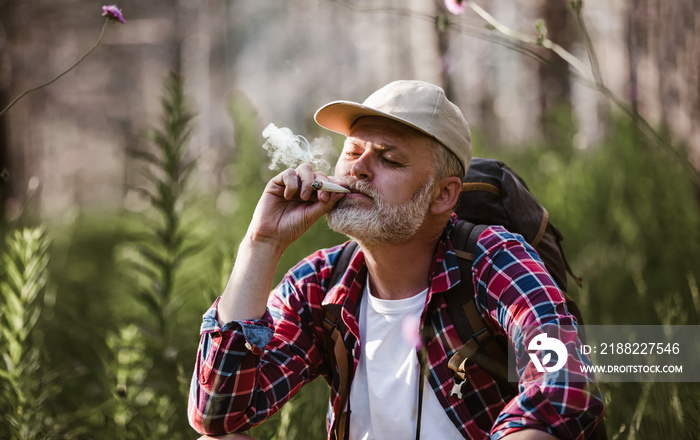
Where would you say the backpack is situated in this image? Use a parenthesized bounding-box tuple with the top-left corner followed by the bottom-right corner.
(322, 157, 606, 439)
(446, 157, 587, 392)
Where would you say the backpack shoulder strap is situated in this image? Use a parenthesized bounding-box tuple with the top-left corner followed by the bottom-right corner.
(322, 241, 360, 440)
(446, 220, 518, 399)
(328, 241, 359, 289)
(444, 221, 486, 344)
(322, 306, 352, 440)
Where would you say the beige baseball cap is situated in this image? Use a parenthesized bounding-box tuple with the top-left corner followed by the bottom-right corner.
(314, 80, 472, 175)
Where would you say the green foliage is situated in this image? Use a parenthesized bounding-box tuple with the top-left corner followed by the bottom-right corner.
(112, 73, 204, 438)
(122, 73, 200, 335)
(39, 215, 129, 439)
(105, 324, 179, 440)
(0, 228, 52, 440)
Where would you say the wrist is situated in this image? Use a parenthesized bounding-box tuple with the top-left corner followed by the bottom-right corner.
(217, 234, 285, 324)
(243, 230, 287, 261)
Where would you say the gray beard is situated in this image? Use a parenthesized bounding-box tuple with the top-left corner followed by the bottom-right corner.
(326, 177, 436, 247)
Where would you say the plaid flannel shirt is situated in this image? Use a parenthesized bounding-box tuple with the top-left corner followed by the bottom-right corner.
(188, 215, 605, 439)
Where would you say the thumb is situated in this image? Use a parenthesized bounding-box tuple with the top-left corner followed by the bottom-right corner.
(309, 191, 346, 217)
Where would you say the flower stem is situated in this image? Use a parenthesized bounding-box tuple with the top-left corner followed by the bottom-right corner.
(461, 0, 700, 188)
(464, 0, 595, 85)
(0, 19, 110, 117)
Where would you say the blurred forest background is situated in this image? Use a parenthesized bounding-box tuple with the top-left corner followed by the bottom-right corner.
(1, 0, 699, 439)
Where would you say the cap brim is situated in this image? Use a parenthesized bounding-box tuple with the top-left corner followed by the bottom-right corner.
(314, 101, 435, 140)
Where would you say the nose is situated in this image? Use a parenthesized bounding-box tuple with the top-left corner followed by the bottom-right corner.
(350, 150, 373, 181)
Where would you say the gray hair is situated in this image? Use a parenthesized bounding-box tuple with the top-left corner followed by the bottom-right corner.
(431, 140, 465, 180)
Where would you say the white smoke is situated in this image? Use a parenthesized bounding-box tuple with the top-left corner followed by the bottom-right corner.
(261, 123, 334, 172)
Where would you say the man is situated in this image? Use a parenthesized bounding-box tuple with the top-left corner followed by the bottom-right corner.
(188, 80, 605, 439)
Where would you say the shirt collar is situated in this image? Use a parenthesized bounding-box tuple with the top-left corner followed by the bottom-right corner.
(325, 214, 462, 307)
(426, 213, 462, 302)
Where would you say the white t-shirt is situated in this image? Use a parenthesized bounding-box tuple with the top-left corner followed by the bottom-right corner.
(348, 277, 463, 439)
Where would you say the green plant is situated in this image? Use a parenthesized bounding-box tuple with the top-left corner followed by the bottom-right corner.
(122, 73, 200, 338)
(0, 228, 51, 439)
(113, 73, 203, 438)
(106, 324, 177, 440)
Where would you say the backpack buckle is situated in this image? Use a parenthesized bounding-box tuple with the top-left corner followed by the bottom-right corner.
(448, 327, 494, 379)
(450, 375, 467, 399)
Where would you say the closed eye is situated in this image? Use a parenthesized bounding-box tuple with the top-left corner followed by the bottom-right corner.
(380, 156, 403, 167)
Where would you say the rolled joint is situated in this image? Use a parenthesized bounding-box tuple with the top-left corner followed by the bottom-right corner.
(310, 180, 350, 193)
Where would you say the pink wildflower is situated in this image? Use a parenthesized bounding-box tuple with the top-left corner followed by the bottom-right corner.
(444, 0, 467, 15)
(102, 5, 125, 24)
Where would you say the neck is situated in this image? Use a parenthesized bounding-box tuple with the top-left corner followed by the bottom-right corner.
(357, 219, 446, 300)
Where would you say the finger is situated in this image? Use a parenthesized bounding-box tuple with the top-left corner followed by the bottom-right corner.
(296, 163, 315, 201)
(280, 168, 300, 200)
(314, 171, 329, 180)
(309, 190, 346, 216)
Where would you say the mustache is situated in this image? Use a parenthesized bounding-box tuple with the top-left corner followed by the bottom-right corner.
(347, 180, 379, 199)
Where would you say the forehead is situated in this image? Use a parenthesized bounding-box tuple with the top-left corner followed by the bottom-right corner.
(345, 116, 435, 152)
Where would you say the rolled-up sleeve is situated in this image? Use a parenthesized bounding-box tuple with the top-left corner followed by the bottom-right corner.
(472, 226, 605, 440)
(188, 297, 276, 434)
(187, 246, 337, 436)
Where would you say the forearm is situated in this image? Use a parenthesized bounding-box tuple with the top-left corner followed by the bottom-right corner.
(189, 297, 276, 434)
(217, 234, 285, 324)
(190, 284, 325, 434)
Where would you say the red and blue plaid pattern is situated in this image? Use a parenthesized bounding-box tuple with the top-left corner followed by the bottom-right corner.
(188, 215, 605, 439)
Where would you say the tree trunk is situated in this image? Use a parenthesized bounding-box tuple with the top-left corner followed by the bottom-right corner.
(538, 0, 576, 149)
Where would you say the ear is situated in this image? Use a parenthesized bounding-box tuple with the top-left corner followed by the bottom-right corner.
(430, 176, 462, 215)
